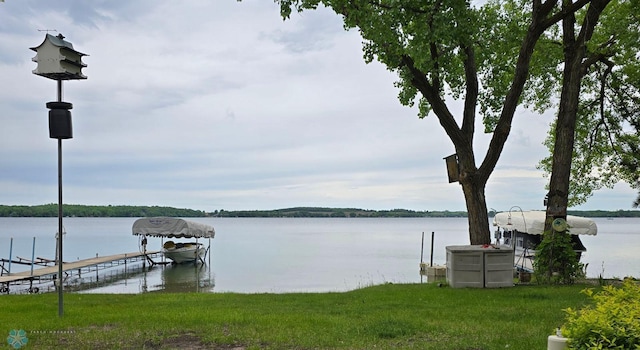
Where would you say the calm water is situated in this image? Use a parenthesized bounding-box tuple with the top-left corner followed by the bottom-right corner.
(0, 217, 638, 294)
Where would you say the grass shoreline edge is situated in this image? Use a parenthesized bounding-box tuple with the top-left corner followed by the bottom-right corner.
(1, 282, 593, 349)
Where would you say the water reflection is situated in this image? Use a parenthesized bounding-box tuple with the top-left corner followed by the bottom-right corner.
(67, 264, 152, 293)
(418, 264, 447, 283)
(73, 262, 215, 294)
(152, 264, 215, 293)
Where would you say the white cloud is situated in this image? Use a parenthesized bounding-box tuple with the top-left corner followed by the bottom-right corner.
(0, 0, 636, 212)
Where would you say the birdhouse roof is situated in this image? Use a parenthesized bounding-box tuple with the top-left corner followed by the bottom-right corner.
(30, 34, 87, 56)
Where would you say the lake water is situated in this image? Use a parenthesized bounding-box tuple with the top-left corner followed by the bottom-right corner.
(1, 217, 638, 294)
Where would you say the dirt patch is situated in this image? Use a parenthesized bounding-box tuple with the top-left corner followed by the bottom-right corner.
(145, 332, 246, 350)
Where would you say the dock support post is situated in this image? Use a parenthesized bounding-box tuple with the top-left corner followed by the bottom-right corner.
(430, 231, 434, 267)
(420, 232, 424, 266)
(30, 237, 36, 276)
(161, 238, 165, 264)
(8, 237, 13, 275)
(144, 254, 155, 267)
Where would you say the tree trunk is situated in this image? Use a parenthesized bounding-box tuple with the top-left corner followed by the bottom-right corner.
(546, 77, 580, 220)
(539, 0, 610, 282)
(546, 0, 610, 224)
(457, 148, 491, 245)
(460, 177, 490, 245)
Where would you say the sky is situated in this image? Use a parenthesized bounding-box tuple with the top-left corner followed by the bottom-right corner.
(0, 0, 637, 213)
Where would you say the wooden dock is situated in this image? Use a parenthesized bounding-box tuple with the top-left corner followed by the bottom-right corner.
(0, 250, 160, 285)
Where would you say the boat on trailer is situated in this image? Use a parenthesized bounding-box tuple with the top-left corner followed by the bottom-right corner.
(132, 217, 215, 264)
(492, 210, 597, 272)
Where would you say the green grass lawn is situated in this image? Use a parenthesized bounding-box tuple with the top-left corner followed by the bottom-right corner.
(0, 283, 591, 349)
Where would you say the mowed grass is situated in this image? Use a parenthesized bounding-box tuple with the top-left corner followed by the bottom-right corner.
(0, 283, 591, 349)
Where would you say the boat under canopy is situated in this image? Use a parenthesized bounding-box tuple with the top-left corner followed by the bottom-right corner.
(132, 217, 214, 264)
(492, 210, 597, 273)
(132, 217, 215, 239)
(492, 210, 597, 236)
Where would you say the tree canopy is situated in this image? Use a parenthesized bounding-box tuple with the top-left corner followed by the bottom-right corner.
(274, 0, 603, 244)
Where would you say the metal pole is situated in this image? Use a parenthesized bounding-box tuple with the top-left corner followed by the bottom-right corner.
(430, 231, 434, 267)
(420, 232, 424, 264)
(56, 79, 64, 317)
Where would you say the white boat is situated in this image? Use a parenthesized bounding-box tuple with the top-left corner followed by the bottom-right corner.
(132, 217, 215, 264)
(492, 210, 597, 272)
(161, 241, 206, 264)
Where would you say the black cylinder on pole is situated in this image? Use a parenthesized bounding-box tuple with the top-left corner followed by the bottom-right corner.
(46, 101, 73, 139)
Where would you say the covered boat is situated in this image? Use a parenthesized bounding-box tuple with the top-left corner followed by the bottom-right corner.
(132, 217, 215, 264)
(492, 210, 597, 272)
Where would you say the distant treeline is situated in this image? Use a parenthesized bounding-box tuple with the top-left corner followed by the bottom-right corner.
(0, 204, 639, 218)
(0, 204, 206, 218)
(566, 210, 640, 218)
(213, 207, 468, 218)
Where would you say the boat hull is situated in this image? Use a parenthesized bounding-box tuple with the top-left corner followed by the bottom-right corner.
(163, 243, 206, 264)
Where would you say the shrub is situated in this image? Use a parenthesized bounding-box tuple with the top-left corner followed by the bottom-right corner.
(534, 230, 583, 284)
(562, 279, 640, 349)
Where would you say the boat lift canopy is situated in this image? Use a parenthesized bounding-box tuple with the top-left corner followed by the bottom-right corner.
(493, 211, 597, 236)
(132, 217, 215, 239)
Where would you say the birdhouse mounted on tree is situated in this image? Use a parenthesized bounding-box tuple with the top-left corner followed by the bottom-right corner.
(444, 154, 460, 183)
(30, 33, 87, 80)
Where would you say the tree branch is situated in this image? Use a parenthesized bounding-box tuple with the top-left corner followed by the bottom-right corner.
(478, 0, 558, 183)
(400, 55, 464, 145)
(539, 0, 591, 30)
(461, 44, 478, 140)
(597, 62, 618, 152)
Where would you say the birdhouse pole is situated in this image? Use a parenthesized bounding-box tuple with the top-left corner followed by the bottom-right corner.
(31, 33, 87, 317)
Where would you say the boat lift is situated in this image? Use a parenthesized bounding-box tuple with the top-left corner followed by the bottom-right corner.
(132, 217, 214, 265)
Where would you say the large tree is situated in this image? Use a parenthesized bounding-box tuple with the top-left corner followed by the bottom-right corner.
(275, 0, 592, 244)
(539, 0, 640, 210)
(544, 0, 610, 219)
(527, 0, 639, 282)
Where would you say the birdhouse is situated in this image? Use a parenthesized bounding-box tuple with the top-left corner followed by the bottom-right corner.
(30, 34, 87, 80)
(443, 154, 460, 183)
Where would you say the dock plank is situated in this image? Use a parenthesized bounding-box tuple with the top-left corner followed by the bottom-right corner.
(0, 251, 160, 284)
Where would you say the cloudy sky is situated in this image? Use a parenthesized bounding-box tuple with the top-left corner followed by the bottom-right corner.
(0, 0, 636, 213)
